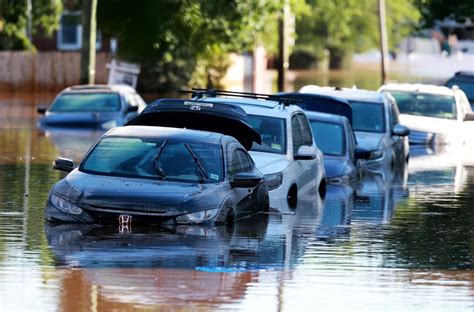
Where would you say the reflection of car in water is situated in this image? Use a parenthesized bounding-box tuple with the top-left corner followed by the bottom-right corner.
(408, 145, 473, 194)
(45, 126, 268, 225)
(300, 86, 410, 171)
(45, 196, 322, 308)
(379, 83, 474, 146)
(37, 84, 146, 129)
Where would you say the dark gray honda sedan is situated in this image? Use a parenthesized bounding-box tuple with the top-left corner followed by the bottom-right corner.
(45, 126, 269, 225)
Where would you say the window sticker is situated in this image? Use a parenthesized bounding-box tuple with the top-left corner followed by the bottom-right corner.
(210, 173, 219, 180)
(271, 143, 282, 150)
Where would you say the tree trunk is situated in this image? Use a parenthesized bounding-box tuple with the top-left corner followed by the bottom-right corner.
(80, 0, 97, 85)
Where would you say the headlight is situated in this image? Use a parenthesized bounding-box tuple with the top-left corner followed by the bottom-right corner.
(176, 208, 219, 224)
(369, 150, 384, 160)
(264, 172, 283, 190)
(101, 120, 117, 129)
(50, 193, 83, 215)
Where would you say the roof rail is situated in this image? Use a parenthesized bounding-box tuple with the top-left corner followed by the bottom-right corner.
(70, 84, 112, 90)
(455, 71, 474, 76)
(181, 88, 301, 105)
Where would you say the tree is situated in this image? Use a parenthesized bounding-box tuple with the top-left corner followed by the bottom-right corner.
(97, 0, 305, 92)
(0, 0, 62, 51)
(414, 0, 474, 27)
(294, 0, 420, 69)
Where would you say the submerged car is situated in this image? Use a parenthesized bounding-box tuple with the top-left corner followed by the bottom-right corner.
(445, 71, 474, 109)
(45, 126, 269, 225)
(305, 111, 370, 183)
(300, 86, 410, 170)
(379, 83, 474, 146)
(37, 84, 146, 129)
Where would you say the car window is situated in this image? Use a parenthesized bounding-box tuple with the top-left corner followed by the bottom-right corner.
(389, 91, 457, 120)
(229, 149, 253, 175)
(50, 93, 121, 112)
(292, 113, 313, 154)
(350, 101, 385, 133)
(247, 115, 286, 154)
(81, 137, 224, 183)
(309, 120, 345, 156)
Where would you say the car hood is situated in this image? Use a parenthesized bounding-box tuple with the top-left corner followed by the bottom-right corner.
(52, 170, 224, 215)
(354, 131, 384, 151)
(127, 98, 261, 150)
(41, 112, 119, 128)
(249, 151, 291, 174)
(399, 114, 457, 135)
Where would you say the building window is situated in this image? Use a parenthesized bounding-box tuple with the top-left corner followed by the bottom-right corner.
(57, 12, 102, 51)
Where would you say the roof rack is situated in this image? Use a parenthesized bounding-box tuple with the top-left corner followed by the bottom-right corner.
(70, 84, 112, 90)
(181, 88, 301, 106)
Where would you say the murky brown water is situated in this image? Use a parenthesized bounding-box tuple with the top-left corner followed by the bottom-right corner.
(1, 77, 474, 311)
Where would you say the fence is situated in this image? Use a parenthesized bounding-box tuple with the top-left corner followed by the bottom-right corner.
(0, 51, 111, 92)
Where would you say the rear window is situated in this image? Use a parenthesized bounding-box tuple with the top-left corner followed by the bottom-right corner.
(247, 115, 286, 154)
(309, 120, 345, 156)
(50, 93, 121, 112)
(390, 91, 457, 120)
(81, 137, 224, 183)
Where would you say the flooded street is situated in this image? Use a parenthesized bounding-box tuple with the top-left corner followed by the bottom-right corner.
(1, 89, 473, 311)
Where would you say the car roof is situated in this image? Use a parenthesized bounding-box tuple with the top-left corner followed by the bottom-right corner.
(200, 96, 302, 118)
(454, 71, 474, 78)
(305, 111, 347, 124)
(61, 84, 137, 94)
(380, 83, 455, 96)
(299, 85, 384, 104)
(105, 126, 225, 145)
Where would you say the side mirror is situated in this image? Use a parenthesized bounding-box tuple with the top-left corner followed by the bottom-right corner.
(54, 158, 74, 173)
(464, 112, 474, 121)
(37, 107, 47, 115)
(127, 106, 139, 113)
(230, 173, 262, 188)
(392, 124, 410, 137)
(354, 147, 371, 160)
(294, 145, 316, 160)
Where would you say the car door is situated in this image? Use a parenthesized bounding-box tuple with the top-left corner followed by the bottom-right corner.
(387, 98, 405, 164)
(228, 146, 257, 218)
(291, 113, 319, 194)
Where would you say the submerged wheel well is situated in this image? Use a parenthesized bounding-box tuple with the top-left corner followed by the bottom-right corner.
(287, 184, 298, 208)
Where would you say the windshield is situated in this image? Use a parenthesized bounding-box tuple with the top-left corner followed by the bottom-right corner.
(390, 91, 457, 120)
(309, 120, 345, 156)
(81, 137, 223, 183)
(350, 101, 385, 133)
(247, 115, 286, 154)
(50, 93, 121, 112)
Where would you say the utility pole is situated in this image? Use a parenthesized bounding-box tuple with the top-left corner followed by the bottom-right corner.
(26, 0, 32, 40)
(277, 0, 290, 92)
(80, 0, 98, 85)
(377, 0, 389, 84)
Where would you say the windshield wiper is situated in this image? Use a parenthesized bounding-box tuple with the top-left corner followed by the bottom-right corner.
(184, 143, 209, 183)
(154, 139, 168, 179)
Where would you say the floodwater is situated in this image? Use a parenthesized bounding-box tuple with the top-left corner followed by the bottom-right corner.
(1, 84, 474, 311)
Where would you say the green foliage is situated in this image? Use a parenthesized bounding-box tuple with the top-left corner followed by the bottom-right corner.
(0, 0, 62, 51)
(415, 0, 474, 27)
(295, 0, 420, 69)
(97, 0, 294, 92)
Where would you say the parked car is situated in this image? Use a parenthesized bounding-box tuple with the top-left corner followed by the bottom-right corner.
(128, 94, 325, 209)
(379, 83, 474, 146)
(445, 71, 474, 109)
(305, 111, 370, 183)
(37, 84, 146, 129)
(278, 92, 370, 182)
(44, 125, 269, 225)
(300, 86, 410, 169)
